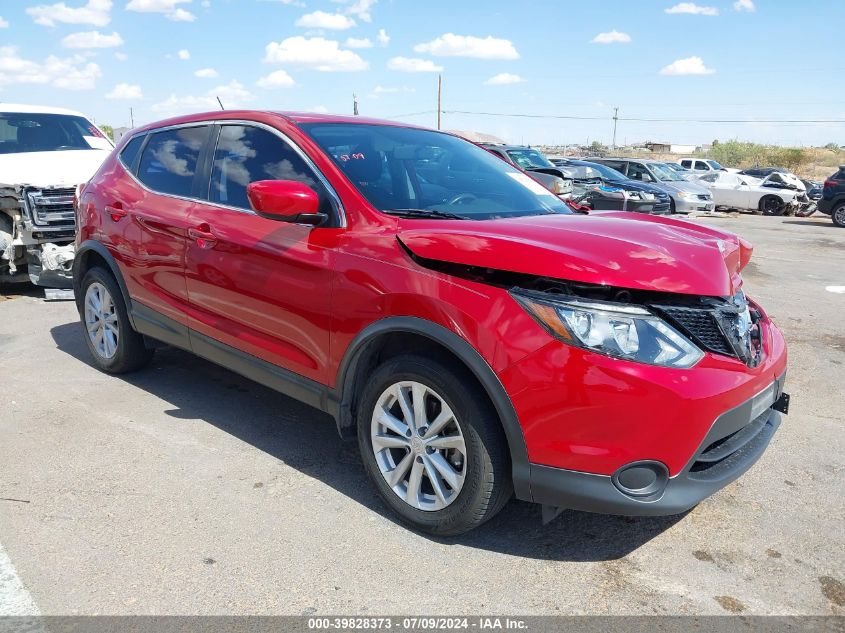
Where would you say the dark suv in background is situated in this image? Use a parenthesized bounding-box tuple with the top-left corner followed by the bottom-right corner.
(819, 165, 845, 227)
(480, 144, 572, 198)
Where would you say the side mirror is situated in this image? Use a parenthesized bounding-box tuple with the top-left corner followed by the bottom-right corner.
(247, 180, 327, 226)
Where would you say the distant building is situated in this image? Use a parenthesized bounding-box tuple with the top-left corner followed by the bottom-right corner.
(113, 127, 132, 142)
(645, 141, 700, 154)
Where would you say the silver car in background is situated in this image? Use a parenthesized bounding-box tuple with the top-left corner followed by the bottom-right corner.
(587, 157, 715, 213)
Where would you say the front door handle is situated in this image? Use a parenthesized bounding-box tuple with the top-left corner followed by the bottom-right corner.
(188, 224, 218, 250)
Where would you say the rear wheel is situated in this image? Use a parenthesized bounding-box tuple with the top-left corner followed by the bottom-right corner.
(357, 354, 512, 535)
(79, 267, 153, 373)
(832, 203, 845, 228)
(759, 195, 784, 216)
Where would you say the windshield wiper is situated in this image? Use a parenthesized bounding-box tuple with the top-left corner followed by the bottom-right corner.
(384, 208, 472, 220)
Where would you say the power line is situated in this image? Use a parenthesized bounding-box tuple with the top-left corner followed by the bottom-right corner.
(441, 110, 845, 124)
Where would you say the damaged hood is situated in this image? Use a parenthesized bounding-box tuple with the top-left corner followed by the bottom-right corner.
(398, 212, 752, 296)
(0, 149, 110, 189)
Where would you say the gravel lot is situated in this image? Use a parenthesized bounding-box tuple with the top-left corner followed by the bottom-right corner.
(1, 214, 843, 616)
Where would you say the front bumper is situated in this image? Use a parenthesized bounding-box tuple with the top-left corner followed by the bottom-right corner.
(528, 374, 788, 515)
(674, 195, 715, 213)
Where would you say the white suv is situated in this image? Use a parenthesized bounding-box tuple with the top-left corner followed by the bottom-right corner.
(679, 158, 726, 175)
(0, 104, 113, 287)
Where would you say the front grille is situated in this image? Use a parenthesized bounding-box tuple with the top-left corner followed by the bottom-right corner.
(656, 305, 734, 355)
(25, 188, 76, 229)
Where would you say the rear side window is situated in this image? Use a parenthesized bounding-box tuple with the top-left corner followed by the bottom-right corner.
(680, 160, 692, 168)
(137, 126, 210, 198)
(695, 161, 709, 170)
(119, 135, 144, 172)
(209, 124, 330, 213)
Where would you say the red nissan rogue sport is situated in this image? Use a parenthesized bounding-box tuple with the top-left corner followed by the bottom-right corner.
(73, 111, 789, 535)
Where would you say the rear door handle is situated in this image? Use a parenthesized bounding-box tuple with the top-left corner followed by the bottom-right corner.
(105, 203, 126, 221)
(188, 224, 218, 249)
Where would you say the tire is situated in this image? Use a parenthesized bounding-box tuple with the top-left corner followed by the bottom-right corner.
(78, 266, 154, 374)
(759, 195, 784, 216)
(357, 354, 512, 536)
(832, 203, 845, 228)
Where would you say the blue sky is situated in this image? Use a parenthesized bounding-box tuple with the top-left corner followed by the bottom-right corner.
(1, 0, 843, 146)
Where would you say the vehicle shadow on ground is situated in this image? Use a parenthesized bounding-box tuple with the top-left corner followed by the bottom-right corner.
(781, 220, 837, 228)
(51, 320, 684, 562)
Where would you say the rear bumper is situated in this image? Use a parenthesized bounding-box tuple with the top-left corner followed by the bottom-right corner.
(817, 198, 837, 214)
(527, 374, 787, 515)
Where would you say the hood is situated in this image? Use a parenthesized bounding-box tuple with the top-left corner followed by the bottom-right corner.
(398, 212, 752, 297)
(603, 178, 667, 196)
(655, 179, 710, 195)
(0, 149, 111, 188)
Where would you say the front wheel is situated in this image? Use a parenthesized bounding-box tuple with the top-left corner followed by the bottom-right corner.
(759, 195, 784, 216)
(357, 355, 512, 536)
(832, 203, 845, 228)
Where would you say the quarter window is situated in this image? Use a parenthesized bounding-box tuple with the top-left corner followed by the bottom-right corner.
(137, 126, 209, 198)
(119, 135, 144, 173)
(209, 125, 329, 213)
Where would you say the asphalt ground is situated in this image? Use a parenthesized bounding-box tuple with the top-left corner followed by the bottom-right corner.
(0, 213, 843, 616)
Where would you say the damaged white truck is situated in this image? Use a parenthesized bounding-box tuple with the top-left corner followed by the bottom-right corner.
(1, 104, 113, 288)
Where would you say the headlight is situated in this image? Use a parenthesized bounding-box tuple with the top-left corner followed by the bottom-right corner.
(551, 178, 569, 194)
(511, 291, 704, 368)
(677, 190, 695, 200)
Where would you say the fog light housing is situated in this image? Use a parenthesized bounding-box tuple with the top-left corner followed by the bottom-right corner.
(612, 461, 669, 500)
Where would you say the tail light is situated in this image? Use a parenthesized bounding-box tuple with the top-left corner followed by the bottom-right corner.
(823, 180, 835, 189)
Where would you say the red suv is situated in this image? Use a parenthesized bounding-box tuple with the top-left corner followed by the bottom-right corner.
(73, 111, 789, 535)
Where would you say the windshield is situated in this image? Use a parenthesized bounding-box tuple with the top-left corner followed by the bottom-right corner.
(301, 123, 572, 220)
(650, 162, 685, 181)
(0, 112, 111, 154)
(560, 162, 627, 181)
(505, 148, 554, 170)
(706, 160, 723, 170)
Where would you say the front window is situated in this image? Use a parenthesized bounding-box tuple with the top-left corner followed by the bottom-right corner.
(706, 160, 723, 170)
(650, 162, 685, 181)
(0, 112, 112, 154)
(505, 148, 554, 170)
(301, 123, 571, 220)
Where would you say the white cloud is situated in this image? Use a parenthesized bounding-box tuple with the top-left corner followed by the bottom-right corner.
(61, 30, 124, 48)
(114, 51, 128, 60)
(307, 105, 329, 114)
(256, 69, 295, 88)
(484, 72, 525, 85)
(376, 28, 389, 46)
(371, 84, 414, 97)
(177, 49, 190, 60)
(264, 36, 368, 71)
(27, 0, 112, 27)
(659, 56, 715, 75)
(345, 37, 373, 49)
(665, 3, 719, 15)
(413, 33, 518, 59)
(0, 46, 102, 90)
(591, 30, 631, 44)
(194, 67, 218, 78)
(126, 0, 195, 21)
(295, 10, 356, 30)
(345, 0, 376, 22)
(733, 0, 755, 11)
(387, 56, 443, 73)
(0, 17, 9, 28)
(106, 82, 142, 99)
(152, 80, 254, 116)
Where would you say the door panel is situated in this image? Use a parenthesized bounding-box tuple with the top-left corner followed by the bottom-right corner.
(105, 126, 212, 324)
(184, 123, 339, 383)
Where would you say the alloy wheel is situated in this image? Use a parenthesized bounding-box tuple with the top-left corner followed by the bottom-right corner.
(834, 205, 845, 227)
(84, 282, 119, 359)
(370, 381, 467, 511)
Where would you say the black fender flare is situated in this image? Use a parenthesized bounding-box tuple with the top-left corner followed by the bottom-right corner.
(73, 240, 135, 328)
(334, 316, 531, 500)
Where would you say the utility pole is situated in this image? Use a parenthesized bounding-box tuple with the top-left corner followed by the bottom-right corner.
(612, 106, 619, 150)
(437, 74, 442, 130)
(353, 93, 359, 116)
(129, 107, 134, 128)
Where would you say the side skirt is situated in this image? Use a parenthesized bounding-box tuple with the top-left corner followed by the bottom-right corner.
(130, 301, 338, 419)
